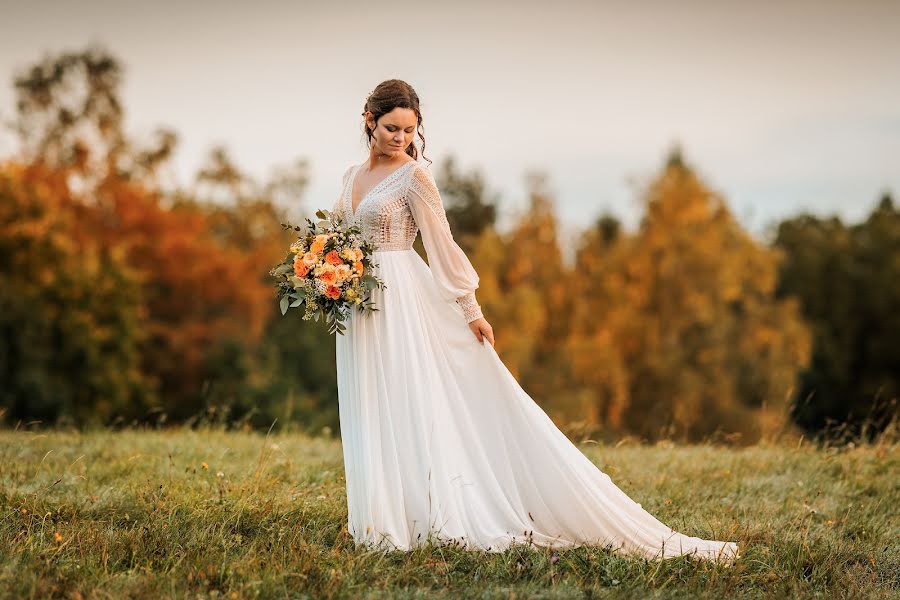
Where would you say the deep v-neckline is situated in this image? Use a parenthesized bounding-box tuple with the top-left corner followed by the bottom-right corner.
(349, 160, 416, 218)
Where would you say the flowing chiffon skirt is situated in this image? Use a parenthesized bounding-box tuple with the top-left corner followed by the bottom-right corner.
(334, 248, 741, 564)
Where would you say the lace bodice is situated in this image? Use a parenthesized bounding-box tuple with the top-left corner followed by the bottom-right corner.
(332, 160, 483, 323)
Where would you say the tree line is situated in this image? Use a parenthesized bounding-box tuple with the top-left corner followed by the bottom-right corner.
(1, 46, 896, 443)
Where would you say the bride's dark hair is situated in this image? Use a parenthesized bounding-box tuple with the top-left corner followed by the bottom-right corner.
(363, 79, 432, 166)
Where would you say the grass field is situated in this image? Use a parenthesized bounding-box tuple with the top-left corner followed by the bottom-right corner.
(0, 426, 897, 599)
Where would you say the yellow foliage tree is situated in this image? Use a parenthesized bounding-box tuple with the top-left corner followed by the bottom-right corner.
(568, 149, 811, 443)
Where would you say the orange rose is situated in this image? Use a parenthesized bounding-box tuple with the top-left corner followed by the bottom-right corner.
(325, 285, 341, 300)
(325, 250, 343, 266)
(310, 240, 325, 254)
(353, 261, 364, 275)
(318, 270, 337, 283)
(293, 260, 310, 277)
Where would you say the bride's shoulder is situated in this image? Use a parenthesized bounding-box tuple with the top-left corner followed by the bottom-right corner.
(407, 160, 435, 183)
(406, 161, 442, 204)
(341, 163, 357, 185)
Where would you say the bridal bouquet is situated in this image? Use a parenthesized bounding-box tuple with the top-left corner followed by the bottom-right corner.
(269, 209, 386, 335)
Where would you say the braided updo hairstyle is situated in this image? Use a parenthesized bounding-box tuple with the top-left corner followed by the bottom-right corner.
(362, 79, 432, 166)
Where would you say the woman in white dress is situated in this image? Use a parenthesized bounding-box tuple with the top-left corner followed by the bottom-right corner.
(332, 79, 741, 565)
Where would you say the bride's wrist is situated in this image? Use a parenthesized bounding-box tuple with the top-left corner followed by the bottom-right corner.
(456, 292, 483, 322)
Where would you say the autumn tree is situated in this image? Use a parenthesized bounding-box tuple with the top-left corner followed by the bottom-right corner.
(0, 161, 154, 426)
(567, 148, 812, 443)
(5, 46, 278, 425)
(468, 171, 576, 422)
(186, 146, 338, 430)
(566, 212, 632, 432)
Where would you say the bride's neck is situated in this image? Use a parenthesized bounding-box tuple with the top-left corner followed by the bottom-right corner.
(366, 150, 406, 170)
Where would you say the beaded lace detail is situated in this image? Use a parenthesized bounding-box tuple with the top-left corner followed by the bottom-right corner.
(455, 293, 483, 323)
(333, 161, 484, 323)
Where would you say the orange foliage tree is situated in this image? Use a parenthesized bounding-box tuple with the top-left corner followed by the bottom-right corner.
(0, 161, 154, 425)
(3, 45, 284, 425)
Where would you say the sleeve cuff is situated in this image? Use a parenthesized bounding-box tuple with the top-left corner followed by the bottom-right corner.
(455, 292, 483, 323)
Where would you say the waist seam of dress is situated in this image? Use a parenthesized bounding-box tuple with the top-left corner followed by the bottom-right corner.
(373, 245, 416, 252)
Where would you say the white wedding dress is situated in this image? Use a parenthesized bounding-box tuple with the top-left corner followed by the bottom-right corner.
(331, 158, 741, 564)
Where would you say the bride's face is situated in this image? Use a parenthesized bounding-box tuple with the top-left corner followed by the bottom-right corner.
(367, 107, 417, 157)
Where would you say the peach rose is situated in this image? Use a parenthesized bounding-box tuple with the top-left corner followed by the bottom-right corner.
(335, 264, 352, 280)
(318, 270, 337, 283)
(293, 259, 310, 277)
(325, 250, 343, 266)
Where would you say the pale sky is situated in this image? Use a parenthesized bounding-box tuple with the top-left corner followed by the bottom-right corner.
(1, 0, 898, 242)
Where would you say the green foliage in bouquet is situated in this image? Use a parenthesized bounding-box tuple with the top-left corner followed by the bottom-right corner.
(269, 209, 386, 335)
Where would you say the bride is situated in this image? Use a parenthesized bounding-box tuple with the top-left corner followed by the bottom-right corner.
(331, 79, 741, 565)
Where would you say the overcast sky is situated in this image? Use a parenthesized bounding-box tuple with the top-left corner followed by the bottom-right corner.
(1, 0, 898, 241)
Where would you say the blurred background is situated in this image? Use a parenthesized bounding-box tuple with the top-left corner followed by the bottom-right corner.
(1, 0, 897, 443)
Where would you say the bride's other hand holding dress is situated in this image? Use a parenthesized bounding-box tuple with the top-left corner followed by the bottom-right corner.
(467, 317, 495, 347)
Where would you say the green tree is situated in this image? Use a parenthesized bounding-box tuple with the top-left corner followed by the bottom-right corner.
(434, 155, 498, 250)
(774, 192, 900, 439)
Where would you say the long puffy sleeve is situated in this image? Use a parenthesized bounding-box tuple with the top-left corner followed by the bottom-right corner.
(407, 165, 484, 323)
